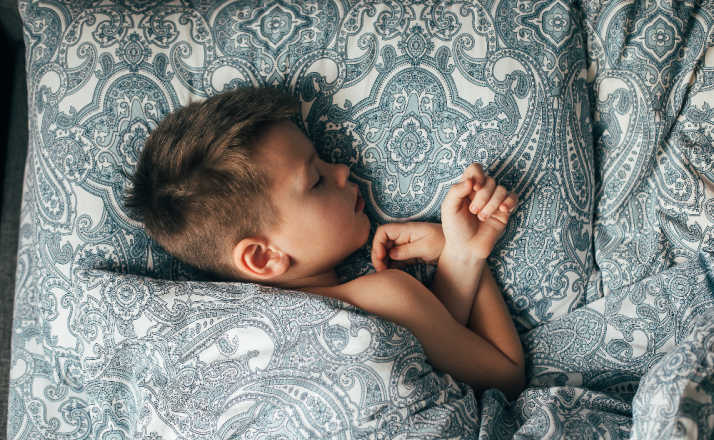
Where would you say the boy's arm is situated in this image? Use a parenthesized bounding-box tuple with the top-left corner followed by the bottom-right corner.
(429, 244, 486, 326)
(327, 269, 525, 400)
(467, 264, 524, 375)
(430, 162, 517, 327)
(430, 247, 523, 372)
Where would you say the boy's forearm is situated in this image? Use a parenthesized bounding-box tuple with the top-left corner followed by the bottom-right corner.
(407, 288, 525, 400)
(429, 244, 487, 326)
(427, 248, 525, 397)
(468, 266, 524, 373)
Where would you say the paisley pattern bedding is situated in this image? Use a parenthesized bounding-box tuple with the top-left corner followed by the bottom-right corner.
(8, 0, 714, 438)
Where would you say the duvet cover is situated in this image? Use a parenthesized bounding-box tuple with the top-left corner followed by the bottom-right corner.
(8, 0, 714, 438)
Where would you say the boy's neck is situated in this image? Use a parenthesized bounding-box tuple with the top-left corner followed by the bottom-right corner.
(275, 268, 341, 290)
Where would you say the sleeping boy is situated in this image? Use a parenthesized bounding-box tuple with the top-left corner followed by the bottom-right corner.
(125, 86, 526, 400)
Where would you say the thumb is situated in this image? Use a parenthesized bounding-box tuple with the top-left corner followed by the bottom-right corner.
(441, 178, 473, 216)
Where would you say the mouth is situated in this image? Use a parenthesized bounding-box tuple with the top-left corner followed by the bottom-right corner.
(354, 189, 365, 213)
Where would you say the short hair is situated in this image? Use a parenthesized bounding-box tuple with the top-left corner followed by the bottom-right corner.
(124, 86, 300, 278)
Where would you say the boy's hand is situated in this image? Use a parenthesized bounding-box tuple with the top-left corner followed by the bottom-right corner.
(441, 163, 518, 260)
(371, 222, 445, 271)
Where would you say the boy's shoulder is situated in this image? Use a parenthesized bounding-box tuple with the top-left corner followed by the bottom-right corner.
(305, 269, 429, 326)
(307, 268, 422, 297)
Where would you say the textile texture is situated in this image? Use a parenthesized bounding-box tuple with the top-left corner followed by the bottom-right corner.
(8, 0, 714, 438)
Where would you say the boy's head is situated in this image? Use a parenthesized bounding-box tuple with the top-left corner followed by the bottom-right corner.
(125, 86, 370, 285)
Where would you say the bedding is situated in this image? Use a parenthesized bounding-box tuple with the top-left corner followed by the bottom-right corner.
(8, 0, 714, 438)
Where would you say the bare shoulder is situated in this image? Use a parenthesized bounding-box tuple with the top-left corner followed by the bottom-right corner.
(307, 269, 429, 326)
(349, 268, 424, 292)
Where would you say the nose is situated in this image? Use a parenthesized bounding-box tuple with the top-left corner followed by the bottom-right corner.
(333, 163, 350, 187)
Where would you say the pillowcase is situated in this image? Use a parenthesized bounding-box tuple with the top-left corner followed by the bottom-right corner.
(17, 0, 595, 327)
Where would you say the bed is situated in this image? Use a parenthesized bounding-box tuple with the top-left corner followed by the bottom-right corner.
(7, 0, 714, 438)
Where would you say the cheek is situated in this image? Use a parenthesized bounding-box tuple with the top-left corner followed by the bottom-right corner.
(301, 196, 346, 230)
(321, 192, 350, 217)
(300, 192, 355, 237)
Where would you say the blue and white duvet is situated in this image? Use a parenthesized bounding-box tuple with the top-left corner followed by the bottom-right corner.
(8, 0, 714, 438)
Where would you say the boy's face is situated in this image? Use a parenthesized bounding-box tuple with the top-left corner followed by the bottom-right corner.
(255, 120, 371, 279)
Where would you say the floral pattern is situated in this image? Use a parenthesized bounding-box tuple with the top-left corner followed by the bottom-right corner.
(9, 0, 714, 439)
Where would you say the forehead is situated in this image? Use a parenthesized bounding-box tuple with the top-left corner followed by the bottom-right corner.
(254, 120, 314, 190)
(256, 120, 312, 161)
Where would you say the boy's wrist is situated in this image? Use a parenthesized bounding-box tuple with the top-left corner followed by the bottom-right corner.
(431, 242, 488, 326)
(439, 241, 488, 267)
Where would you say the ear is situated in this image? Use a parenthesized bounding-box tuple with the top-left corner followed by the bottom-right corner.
(232, 237, 290, 280)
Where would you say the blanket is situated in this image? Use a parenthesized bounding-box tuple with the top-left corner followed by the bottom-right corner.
(8, 0, 714, 438)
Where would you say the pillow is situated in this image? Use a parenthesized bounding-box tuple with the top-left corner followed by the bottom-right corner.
(11, 0, 594, 437)
(17, 0, 594, 326)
